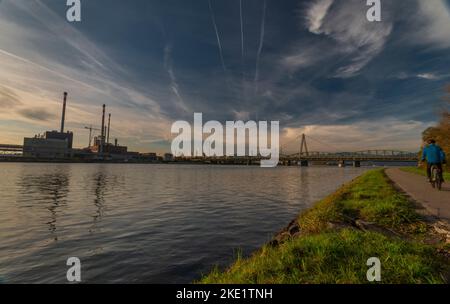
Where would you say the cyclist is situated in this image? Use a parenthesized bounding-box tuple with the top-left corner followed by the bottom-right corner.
(421, 139, 446, 183)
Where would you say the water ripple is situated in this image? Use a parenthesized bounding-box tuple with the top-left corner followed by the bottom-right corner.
(0, 163, 366, 283)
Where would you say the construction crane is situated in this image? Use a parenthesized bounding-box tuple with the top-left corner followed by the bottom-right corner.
(84, 125, 101, 148)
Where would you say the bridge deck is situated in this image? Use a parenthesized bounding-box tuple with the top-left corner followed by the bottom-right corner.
(0, 144, 23, 152)
(281, 156, 418, 162)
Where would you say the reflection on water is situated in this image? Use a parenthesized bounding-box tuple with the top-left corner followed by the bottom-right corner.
(0, 163, 367, 283)
(17, 170, 70, 241)
(91, 171, 107, 232)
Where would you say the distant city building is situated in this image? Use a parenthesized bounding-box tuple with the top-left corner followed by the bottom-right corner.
(143, 153, 157, 159)
(140, 153, 158, 162)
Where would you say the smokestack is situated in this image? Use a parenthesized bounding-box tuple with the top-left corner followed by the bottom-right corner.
(100, 104, 105, 154)
(60, 92, 68, 133)
(115, 138, 118, 147)
(107, 114, 111, 145)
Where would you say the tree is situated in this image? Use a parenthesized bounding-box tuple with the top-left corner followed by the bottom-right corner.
(421, 86, 449, 171)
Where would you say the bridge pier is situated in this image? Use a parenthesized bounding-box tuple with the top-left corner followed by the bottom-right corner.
(353, 161, 361, 168)
(338, 160, 346, 168)
(300, 160, 309, 167)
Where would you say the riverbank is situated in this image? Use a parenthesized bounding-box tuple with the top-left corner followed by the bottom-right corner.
(201, 169, 450, 284)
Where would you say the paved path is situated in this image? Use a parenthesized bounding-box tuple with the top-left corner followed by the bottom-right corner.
(386, 168, 450, 224)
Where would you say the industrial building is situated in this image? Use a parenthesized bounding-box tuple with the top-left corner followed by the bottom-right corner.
(23, 136, 69, 159)
(23, 92, 74, 159)
(87, 105, 138, 160)
(90, 137, 128, 155)
(19, 91, 160, 162)
(45, 131, 73, 149)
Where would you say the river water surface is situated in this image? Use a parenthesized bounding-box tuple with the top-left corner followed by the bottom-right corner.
(0, 163, 367, 283)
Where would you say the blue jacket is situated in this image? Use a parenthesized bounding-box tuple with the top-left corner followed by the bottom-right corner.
(422, 144, 446, 164)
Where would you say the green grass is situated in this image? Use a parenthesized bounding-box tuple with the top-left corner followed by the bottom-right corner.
(200, 170, 449, 284)
(202, 229, 446, 284)
(401, 167, 450, 181)
(297, 169, 426, 235)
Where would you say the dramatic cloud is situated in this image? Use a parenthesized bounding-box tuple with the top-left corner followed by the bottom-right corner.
(163, 45, 190, 114)
(282, 119, 430, 153)
(417, 73, 440, 80)
(305, 0, 334, 34)
(18, 108, 56, 122)
(0, 0, 171, 151)
(0, 0, 449, 153)
(415, 0, 450, 48)
(280, 44, 325, 71)
(0, 86, 22, 108)
(394, 72, 444, 81)
(304, 0, 393, 78)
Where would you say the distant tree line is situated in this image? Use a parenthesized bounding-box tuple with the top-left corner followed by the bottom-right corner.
(421, 85, 450, 171)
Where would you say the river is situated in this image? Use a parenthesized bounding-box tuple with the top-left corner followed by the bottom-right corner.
(0, 163, 368, 283)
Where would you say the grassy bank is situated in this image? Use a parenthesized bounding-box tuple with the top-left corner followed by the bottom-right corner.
(201, 170, 449, 284)
(401, 167, 450, 180)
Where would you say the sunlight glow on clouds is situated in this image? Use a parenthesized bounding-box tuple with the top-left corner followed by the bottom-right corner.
(305, 0, 334, 34)
(282, 119, 431, 153)
(0, 0, 449, 153)
(416, 0, 450, 48)
(0, 0, 171, 151)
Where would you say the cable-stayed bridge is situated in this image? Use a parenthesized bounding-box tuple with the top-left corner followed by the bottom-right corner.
(277, 133, 418, 167)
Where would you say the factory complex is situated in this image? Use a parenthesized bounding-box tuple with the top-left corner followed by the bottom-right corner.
(3, 92, 170, 163)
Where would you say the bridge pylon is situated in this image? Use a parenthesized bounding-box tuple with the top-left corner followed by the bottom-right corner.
(299, 134, 309, 166)
(300, 134, 309, 157)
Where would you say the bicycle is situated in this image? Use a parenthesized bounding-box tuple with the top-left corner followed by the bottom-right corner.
(430, 164, 443, 191)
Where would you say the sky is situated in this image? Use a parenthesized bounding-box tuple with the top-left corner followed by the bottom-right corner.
(0, 0, 450, 154)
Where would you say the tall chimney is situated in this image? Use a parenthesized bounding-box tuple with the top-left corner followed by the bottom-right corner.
(100, 104, 106, 154)
(115, 138, 118, 147)
(107, 114, 111, 145)
(60, 92, 68, 133)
